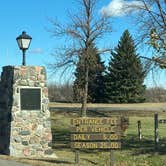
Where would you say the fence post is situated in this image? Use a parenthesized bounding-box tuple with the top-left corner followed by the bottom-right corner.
(110, 150, 114, 166)
(137, 120, 142, 140)
(75, 150, 79, 164)
(154, 113, 159, 150)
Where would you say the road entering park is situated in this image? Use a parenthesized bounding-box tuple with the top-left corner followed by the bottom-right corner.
(0, 159, 30, 166)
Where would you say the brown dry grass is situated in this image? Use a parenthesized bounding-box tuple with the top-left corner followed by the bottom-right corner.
(49, 102, 166, 108)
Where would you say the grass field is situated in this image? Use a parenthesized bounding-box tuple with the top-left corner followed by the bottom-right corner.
(0, 103, 166, 166)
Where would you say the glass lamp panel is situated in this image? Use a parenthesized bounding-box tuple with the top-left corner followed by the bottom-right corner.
(17, 38, 23, 49)
(22, 39, 31, 49)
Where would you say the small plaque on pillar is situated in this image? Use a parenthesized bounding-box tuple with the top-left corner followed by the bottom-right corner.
(20, 88, 41, 110)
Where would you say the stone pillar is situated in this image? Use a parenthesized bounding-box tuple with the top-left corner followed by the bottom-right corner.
(0, 66, 53, 157)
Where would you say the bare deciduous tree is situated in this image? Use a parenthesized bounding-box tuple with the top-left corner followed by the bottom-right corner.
(145, 86, 166, 102)
(134, 0, 166, 67)
(49, 0, 111, 116)
(48, 83, 73, 102)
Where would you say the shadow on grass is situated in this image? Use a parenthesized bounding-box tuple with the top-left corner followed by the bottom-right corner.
(25, 158, 74, 165)
(52, 130, 166, 156)
(81, 158, 97, 165)
(51, 128, 71, 149)
(122, 134, 166, 155)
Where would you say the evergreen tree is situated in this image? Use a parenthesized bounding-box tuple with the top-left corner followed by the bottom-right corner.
(104, 30, 146, 103)
(73, 56, 85, 102)
(88, 54, 105, 103)
(73, 43, 105, 103)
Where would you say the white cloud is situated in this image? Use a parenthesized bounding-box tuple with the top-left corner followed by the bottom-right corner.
(29, 48, 43, 54)
(100, 0, 144, 17)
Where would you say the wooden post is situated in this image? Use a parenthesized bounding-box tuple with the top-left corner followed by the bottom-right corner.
(154, 113, 159, 150)
(110, 150, 114, 166)
(75, 150, 79, 164)
(137, 120, 142, 140)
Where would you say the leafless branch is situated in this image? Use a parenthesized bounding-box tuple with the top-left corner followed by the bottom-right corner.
(48, 0, 112, 114)
(131, 0, 166, 69)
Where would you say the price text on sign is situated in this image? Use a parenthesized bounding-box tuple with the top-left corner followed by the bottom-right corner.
(71, 142, 121, 149)
(71, 133, 121, 141)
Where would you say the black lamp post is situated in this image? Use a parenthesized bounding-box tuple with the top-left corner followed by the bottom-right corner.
(16, 31, 32, 66)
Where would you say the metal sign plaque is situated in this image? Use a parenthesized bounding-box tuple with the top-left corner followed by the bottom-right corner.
(20, 88, 41, 110)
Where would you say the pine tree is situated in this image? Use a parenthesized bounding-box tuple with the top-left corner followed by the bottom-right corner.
(73, 43, 105, 103)
(104, 30, 146, 103)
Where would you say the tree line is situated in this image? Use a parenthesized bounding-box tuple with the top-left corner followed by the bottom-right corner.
(48, 84, 166, 103)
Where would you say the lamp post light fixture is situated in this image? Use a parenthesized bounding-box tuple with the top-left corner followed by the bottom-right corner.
(16, 31, 32, 66)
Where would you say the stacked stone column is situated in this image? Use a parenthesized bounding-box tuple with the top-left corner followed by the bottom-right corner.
(0, 66, 52, 157)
